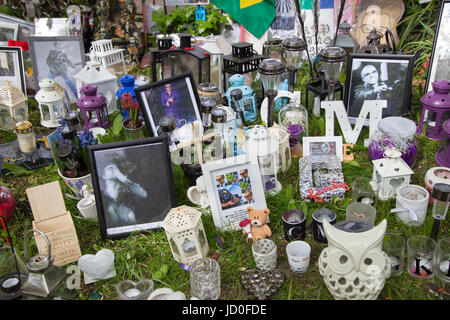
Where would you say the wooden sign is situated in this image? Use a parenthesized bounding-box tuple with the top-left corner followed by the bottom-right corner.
(26, 181, 82, 266)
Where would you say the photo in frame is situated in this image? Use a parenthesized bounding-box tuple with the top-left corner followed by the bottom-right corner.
(0, 13, 35, 42)
(425, 0, 450, 93)
(28, 35, 85, 103)
(201, 154, 267, 231)
(0, 22, 19, 44)
(302, 136, 343, 162)
(135, 72, 202, 136)
(88, 136, 177, 240)
(0, 46, 26, 94)
(344, 53, 414, 123)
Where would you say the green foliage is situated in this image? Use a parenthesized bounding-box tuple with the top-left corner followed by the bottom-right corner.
(0, 4, 22, 18)
(152, 264, 169, 281)
(2, 163, 29, 176)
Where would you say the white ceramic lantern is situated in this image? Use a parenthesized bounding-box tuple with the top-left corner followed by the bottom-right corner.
(0, 80, 28, 130)
(35, 79, 70, 128)
(372, 150, 414, 201)
(244, 125, 281, 195)
(162, 205, 209, 266)
(318, 219, 391, 300)
(74, 54, 118, 114)
(268, 124, 292, 173)
(90, 39, 126, 74)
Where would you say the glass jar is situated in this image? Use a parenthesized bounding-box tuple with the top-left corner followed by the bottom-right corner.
(15, 120, 36, 153)
(279, 102, 308, 158)
(198, 83, 220, 106)
(368, 117, 418, 167)
(190, 258, 221, 300)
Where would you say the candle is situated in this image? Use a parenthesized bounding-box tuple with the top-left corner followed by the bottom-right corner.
(438, 260, 450, 276)
(124, 288, 141, 298)
(389, 256, 400, 270)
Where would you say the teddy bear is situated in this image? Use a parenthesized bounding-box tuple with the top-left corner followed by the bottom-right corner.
(240, 207, 271, 244)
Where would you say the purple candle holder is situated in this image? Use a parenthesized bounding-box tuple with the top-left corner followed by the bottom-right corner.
(436, 119, 450, 167)
(417, 80, 450, 140)
(77, 84, 110, 130)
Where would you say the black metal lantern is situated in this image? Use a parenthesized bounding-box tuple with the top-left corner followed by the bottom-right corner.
(282, 38, 307, 92)
(155, 33, 210, 85)
(150, 37, 174, 83)
(222, 42, 264, 93)
(329, 21, 357, 54)
(258, 59, 285, 128)
(358, 29, 396, 54)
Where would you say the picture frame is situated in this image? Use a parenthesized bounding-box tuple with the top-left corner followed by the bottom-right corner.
(0, 21, 19, 43)
(344, 53, 415, 123)
(201, 154, 267, 231)
(0, 13, 35, 42)
(425, 0, 450, 93)
(88, 136, 177, 240)
(135, 72, 203, 136)
(302, 136, 343, 162)
(35, 18, 70, 36)
(0, 46, 26, 94)
(28, 35, 85, 103)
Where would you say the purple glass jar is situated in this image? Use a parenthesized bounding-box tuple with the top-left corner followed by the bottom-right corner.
(436, 119, 450, 167)
(417, 80, 450, 140)
(77, 84, 110, 129)
(368, 116, 418, 167)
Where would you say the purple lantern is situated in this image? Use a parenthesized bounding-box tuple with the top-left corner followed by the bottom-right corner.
(417, 80, 450, 140)
(436, 119, 450, 167)
(77, 84, 110, 130)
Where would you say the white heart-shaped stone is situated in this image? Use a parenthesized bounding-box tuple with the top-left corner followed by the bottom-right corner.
(78, 249, 115, 280)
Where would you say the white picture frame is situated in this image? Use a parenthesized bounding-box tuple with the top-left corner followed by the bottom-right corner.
(0, 46, 26, 95)
(302, 136, 343, 162)
(201, 154, 267, 231)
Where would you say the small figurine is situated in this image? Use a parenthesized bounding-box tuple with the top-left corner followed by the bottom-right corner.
(187, 176, 210, 209)
(241, 207, 271, 243)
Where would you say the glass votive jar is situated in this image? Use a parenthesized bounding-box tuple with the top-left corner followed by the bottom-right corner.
(15, 120, 37, 153)
(312, 208, 337, 243)
(407, 235, 437, 280)
(394, 185, 429, 227)
(436, 237, 450, 283)
(345, 202, 376, 225)
(190, 258, 221, 300)
(116, 279, 154, 300)
(352, 177, 379, 206)
(383, 233, 406, 277)
(252, 239, 277, 271)
(279, 102, 308, 158)
(198, 83, 221, 106)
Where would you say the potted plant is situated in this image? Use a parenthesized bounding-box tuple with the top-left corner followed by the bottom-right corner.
(121, 92, 145, 140)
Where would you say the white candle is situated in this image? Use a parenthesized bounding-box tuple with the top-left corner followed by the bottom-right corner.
(438, 260, 450, 276)
(124, 288, 141, 298)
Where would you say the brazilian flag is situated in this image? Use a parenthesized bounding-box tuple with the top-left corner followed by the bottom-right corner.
(211, 0, 276, 38)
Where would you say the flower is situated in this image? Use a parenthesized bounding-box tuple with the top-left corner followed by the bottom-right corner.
(287, 124, 304, 147)
(121, 92, 140, 124)
(78, 129, 96, 148)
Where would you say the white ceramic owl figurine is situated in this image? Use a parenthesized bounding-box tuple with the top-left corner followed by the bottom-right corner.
(318, 219, 391, 300)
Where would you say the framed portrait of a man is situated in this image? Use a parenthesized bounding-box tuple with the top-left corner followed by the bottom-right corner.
(88, 136, 177, 240)
(28, 35, 85, 103)
(344, 53, 414, 123)
(0, 46, 26, 94)
(426, 0, 450, 93)
(136, 72, 203, 136)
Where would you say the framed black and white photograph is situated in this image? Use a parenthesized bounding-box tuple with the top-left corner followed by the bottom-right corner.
(426, 0, 450, 93)
(302, 136, 343, 161)
(0, 13, 35, 42)
(0, 22, 19, 43)
(28, 35, 85, 103)
(344, 53, 415, 122)
(201, 154, 267, 231)
(0, 46, 26, 94)
(136, 72, 202, 136)
(88, 136, 177, 240)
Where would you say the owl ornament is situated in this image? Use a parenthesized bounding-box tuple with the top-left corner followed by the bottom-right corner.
(318, 219, 391, 300)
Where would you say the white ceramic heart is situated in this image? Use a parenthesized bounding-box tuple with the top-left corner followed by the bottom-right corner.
(78, 249, 115, 280)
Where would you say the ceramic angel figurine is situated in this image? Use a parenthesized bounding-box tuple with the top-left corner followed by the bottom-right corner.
(187, 175, 210, 209)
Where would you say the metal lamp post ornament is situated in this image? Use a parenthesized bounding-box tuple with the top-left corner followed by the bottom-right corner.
(318, 47, 347, 101)
(281, 38, 307, 92)
(258, 59, 285, 128)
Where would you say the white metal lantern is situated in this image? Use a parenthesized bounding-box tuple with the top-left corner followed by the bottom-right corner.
(244, 125, 281, 195)
(268, 124, 292, 173)
(35, 79, 70, 128)
(74, 53, 119, 114)
(162, 205, 209, 266)
(372, 149, 414, 201)
(0, 80, 28, 130)
(90, 40, 126, 74)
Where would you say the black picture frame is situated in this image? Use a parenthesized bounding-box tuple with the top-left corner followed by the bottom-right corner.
(135, 71, 202, 137)
(28, 35, 85, 103)
(344, 53, 415, 124)
(425, 0, 450, 94)
(0, 46, 26, 95)
(88, 136, 177, 240)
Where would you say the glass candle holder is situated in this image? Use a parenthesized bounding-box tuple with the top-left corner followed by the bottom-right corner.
(116, 279, 154, 300)
(312, 209, 337, 243)
(252, 239, 277, 271)
(436, 237, 450, 283)
(198, 83, 220, 106)
(279, 102, 308, 158)
(407, 235, 437, 280)
(352, 177, 379, 206)
(383, 233, 406, 277)
(394, 185, 429, 227)
(345, 202, 376, 226)
(201, 99, 215, 128)
(190, 258, 221, 300)
(15, 120, 37, 153)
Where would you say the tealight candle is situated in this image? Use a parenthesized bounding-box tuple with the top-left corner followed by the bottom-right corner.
(438, 260, 450, 276)
(124, 288, 141, 298)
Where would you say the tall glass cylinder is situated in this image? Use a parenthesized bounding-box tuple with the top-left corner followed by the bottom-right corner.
(383, 233, 405, 277)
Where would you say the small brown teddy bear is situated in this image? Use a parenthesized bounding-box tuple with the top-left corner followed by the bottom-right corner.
(241, 207, 271, 244)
